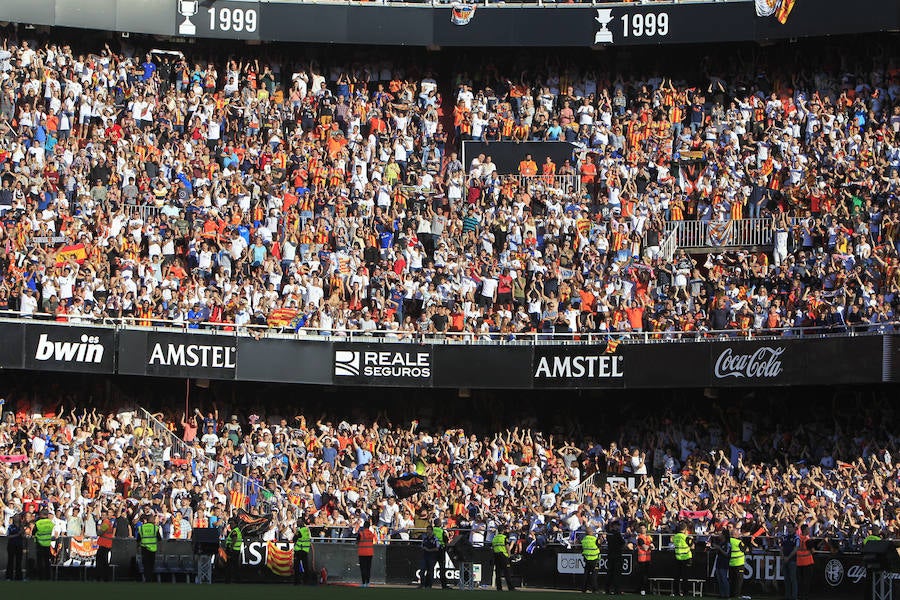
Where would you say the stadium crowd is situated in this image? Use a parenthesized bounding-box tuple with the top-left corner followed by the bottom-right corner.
(0, 388, 895, 554)
(0, 36, 895, 340)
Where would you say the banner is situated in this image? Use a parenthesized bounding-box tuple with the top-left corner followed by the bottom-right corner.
(333, 343, 433, 387)
(0, 0, 893, 47)
(385, 544, 489, 586)
(118, 330, 237, 380)
(433, 345, 531, 389)
(532, 344, 625, 389)
(265, 541, 293, 576)
(0, 454, 28, 463)
(68, 537, 99, 561)
(23, 324, 116, 374)
(236, 337, 333, 384)
(707, 221, 733, 246)
(0, 322, 24, 369)
(0, 320, 892, 390)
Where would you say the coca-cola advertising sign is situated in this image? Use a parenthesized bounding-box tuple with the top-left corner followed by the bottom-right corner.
(714, 346, 785, 379)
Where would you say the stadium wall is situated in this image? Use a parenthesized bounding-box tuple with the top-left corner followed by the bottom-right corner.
(0, 535, 878, 595)
(0, 320, 896, 389)
(0, 0, 895, 47)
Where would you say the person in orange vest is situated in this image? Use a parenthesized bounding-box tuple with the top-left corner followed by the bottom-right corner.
(96, 507, 115, 581)
(796, 524, 815, 600)
(635, 524, 655, 595)
(357, 519, 376, 587)
(518, 154, 538, 177)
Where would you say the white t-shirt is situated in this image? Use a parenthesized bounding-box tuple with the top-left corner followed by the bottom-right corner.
(481, 277, 498, 298)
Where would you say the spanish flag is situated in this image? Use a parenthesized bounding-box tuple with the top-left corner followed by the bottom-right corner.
(605, 339, 620, 354)
(266, 542, 293, 577)
(775, 0, 795, 24)
(55, 243, 87, 266)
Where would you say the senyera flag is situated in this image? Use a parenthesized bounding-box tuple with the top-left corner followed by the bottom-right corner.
(55, 243, 87, 266)
(755, 0, 797, 24)
(266, 541, 293, 576)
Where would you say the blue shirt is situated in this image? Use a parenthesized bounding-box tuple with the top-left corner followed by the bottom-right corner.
(356, 447, 373, 466)
(187, 309, 203, 329)
(142, 61, 157, 81)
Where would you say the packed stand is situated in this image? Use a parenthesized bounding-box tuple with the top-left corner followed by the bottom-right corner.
(0, 37, 897, 340)
(0, 389, 895, 552)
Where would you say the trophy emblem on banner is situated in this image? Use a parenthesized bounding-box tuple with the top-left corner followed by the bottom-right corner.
(178, 0, 199, 36)
(594, 9, 614, 44)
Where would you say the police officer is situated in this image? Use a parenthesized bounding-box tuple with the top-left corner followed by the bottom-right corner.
(729, 526, 749, 600)
(491, 526, 516, 591)
(605, 520, 627, 595)
(711, 530, 731, 599)
(432, 518, 450, 589)
(6, 513, 24, 581)
(225, 521, 243, 583)
(138, 509, 161, 583)
(420, 528, 441, 589)
(581, 526, 601, 593)
(672, 522, 694, 596)
(33, 508, 55, 581)
(780, 525, 799, 600)
(294, 517, 313, 585)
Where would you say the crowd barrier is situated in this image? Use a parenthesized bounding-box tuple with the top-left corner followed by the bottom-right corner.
(0, 319, 897, 389)
(0, 0, 894, 47)
(0, 536, 886, 598)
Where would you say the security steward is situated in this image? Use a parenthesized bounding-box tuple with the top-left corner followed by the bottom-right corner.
(225, 521, 243, 583)
(34, 508, 55, 581)
(138, 509, 162, 583)
(862, 530, 883, 600)
(796, 524, 815, 600)
(729, 526, 749, 600)
(672, 522, 694, 596)
(636, 524, 655, 595)
(96, 508, 116, 582)
(432, 518, 450, 589)
(294, 517, 313, 585)
(491, 526, 516, 591)
(581, 526, 601, 593)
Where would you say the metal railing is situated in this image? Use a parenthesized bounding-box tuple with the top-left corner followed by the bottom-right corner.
(662, 217, 775, 250)
(509, 174, 580, 196)
(573, 471, 602, 504)
(136, 406, 217, 475)
(658, 226, 679, 261)
(134, 406, 280, 513)
(1, 313, 894, 344)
